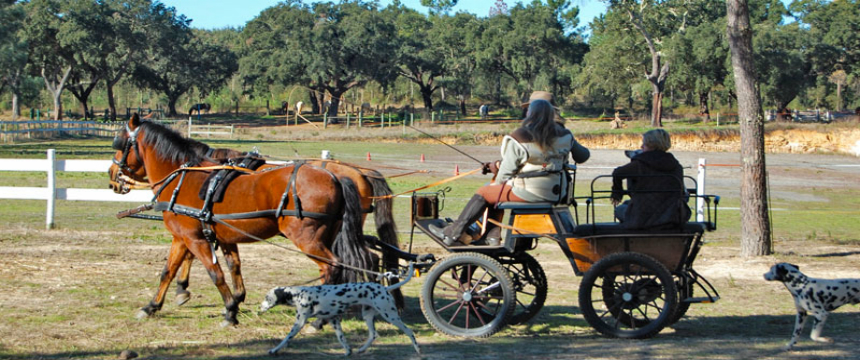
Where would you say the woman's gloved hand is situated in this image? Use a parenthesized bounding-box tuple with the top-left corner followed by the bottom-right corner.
(482, 160, 500, 175)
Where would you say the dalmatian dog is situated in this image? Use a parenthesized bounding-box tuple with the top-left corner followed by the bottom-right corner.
(763, 262, 860, 350)
(260, 265, 420, 356)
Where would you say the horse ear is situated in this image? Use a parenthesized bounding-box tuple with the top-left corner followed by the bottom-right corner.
(129, 113, 140, 129)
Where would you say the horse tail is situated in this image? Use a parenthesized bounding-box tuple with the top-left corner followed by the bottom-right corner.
(367, 170, 399, 252)
(367, 170, 405, 309)
(330, 177, 374, 284)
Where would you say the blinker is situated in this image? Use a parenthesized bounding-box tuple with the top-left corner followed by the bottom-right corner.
(112, 132, 126, 151)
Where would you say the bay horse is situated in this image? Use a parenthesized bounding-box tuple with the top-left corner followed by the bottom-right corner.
(108, 114, 373, 327)
(169, 145, 404, 309)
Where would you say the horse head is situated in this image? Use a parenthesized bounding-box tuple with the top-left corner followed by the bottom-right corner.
(108, 114, 148, 194)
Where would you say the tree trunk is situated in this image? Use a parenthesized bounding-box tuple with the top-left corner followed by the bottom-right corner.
(835, 83, 842, 110)
(309, 90, 321, 114)
(650, 84, 664, 127)
(327, 88, 345, 118)
(42, 66, 72, 121)
(727, 0, 771, 257)
(699, 92, 710, 122)
(420, 84, 434, 121)
(167, 95, 179, 117)
(107, 83, 118, 121)
(11, 93, 20, 121)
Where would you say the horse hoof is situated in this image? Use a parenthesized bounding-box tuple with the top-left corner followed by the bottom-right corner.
(135, 310, 150, 320)
(175, 292, 191, 306)
(220, 319, 238, 328)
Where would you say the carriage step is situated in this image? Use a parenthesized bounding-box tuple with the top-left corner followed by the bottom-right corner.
(682, 296, 720, 304)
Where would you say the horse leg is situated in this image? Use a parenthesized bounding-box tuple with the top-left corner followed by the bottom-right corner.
(175, 252, 194, 306)
(138, 238, 188, 319)
(220, 243, 246, 305)
(185, 239, 239, 327)
(281, 218, 338, 331)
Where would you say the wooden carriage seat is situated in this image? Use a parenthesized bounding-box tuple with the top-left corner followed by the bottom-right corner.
(497, 202, 576, 240)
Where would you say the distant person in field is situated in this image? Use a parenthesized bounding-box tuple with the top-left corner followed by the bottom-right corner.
(479, 104, 489, 120)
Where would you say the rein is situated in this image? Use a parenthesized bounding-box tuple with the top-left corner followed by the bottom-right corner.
(210, 217, 399, 281)
(371, 167, 483, 200)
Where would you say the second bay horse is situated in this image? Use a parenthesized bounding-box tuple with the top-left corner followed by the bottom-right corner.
(169, 145, 404, 309)
(108, 114, 373, 327)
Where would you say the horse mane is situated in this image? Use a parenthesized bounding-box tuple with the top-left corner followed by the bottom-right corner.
(139, 121, 203, 166)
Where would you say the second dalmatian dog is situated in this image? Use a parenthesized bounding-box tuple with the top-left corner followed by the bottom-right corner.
(763, 262, 860, 350)
(260, 265, 420, 356)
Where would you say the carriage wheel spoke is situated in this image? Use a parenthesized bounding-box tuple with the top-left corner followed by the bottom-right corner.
(436, 297, 462, 312)
(469, 300, 487, 326)
(626, 307, 638, 329)
(446, 300, 467, 324)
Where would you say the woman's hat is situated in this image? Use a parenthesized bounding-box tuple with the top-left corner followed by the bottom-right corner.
(521, 91, 555, 108)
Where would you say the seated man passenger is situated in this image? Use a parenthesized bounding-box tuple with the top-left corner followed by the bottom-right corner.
(611, 129, 691, 229)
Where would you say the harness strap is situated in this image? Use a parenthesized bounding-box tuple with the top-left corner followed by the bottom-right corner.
(209, 217, 389, 280)
(277, 161, 305, 219)
(290, 161, 304, 219)
(151, 202, 334, 220)
(166, 171, 188, 213)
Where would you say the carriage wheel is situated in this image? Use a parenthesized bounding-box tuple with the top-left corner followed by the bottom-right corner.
(578, 252, 677, 339)
(496, 253, 547, 325)
(420, 252, 515, 338)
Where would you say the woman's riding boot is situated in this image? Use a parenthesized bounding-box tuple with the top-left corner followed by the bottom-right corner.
(483, 226, 502, 246)
(429, 194, 488, 245)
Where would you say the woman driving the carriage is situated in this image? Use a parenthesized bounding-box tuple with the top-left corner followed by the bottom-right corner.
(429, 91, 590, 246)
(610, 128, 692, 229)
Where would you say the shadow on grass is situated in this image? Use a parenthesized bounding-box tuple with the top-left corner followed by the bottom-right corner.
(7, 312, 860, 359)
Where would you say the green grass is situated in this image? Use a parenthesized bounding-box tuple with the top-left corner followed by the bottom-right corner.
(2, 134, 860, 359)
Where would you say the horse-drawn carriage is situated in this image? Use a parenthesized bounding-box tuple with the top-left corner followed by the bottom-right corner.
(399, 165, 721, 339)
(108, 114, 720, 340)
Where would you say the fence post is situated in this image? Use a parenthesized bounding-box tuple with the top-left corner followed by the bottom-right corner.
(716, 113, 720, 126)
(696, 158, 706, 222)
(346, 113, 351, 129)
(46, 149, 56, 230)
(324, 112, 328, 129)
(187, 118, 192, 137)
(230, 124, 234, 138)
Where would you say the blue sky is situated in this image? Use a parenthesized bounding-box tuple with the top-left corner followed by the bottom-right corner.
(159, 0, 608, 30)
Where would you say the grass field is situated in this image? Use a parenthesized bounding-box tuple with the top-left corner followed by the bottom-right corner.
(1, 135, 860, 359)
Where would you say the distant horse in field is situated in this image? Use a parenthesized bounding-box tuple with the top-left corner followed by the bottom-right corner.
(107, 114, 374, 327)
(189, 103, 211, 116)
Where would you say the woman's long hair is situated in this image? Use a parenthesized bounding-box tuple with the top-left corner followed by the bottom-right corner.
(522, 99, 558, 151)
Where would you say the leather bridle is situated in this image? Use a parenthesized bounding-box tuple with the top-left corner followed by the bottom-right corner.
(109, 123, 143, 194)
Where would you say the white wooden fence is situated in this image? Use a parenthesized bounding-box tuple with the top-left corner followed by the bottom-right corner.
(187, 118, 234, 138)
(0, 149, 713, 230)
(0, 149, 151, 229)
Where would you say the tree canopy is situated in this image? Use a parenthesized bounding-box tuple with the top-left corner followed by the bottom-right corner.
(2, 0, 859, 121)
